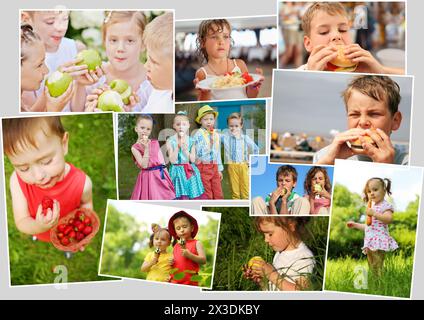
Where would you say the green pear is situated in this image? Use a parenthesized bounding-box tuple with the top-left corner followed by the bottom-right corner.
(110, 79, 132, 105)
(45, 71, 73, 98)
(97, 90, 124, 112)
(77, 49, 102, 71)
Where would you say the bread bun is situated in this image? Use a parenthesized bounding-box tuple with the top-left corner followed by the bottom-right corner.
(327, 45, 358, 72)
(350, 135, 376, 149)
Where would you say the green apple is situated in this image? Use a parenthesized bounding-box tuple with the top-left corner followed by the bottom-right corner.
(110, 79, 132, 105)
(97, 90, 124, 112)
(76, 49, 102, 71)
(45, 71, 73, 98)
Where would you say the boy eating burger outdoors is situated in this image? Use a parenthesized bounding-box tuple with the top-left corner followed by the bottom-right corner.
(298, 2, 404, 75)
(314, 75, 407, 165)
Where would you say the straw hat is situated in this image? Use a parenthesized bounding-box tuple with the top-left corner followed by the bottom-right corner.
(195, 105, 218, 124)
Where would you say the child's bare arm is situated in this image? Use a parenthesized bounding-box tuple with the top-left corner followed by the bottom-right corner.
(182, 241, 206, 265)
(141, 254, 159, 272)
(166, 139, 178, 164)
(189, 144, 197, 163)
(131, 145, 149, 169)
(10, 172, 60, 235)
(346, 221, 366, 231)
(253, 262, 299, 291)
(80, 175, 93, 209)
(194, 69, 211, 101)
(367, 209, 394, 225)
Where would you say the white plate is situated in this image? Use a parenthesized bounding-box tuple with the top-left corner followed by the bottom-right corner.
(196, 73, 262, 91)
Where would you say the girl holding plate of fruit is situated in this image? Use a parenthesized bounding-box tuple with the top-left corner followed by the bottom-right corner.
(303, 166, 332, 215)
(193, 19, 264, 101)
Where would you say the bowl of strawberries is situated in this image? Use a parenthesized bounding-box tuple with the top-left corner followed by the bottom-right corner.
(50, 207, 100, 252)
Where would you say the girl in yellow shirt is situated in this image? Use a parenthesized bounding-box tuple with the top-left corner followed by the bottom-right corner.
(141, 224, 173, 282)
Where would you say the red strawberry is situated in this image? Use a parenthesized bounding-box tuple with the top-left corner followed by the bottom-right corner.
(83, 217, 92, 226)
(64, 226, 73, 236)
(61, 237, 70, 246)
(82, 226, 93, 236)
(75, 222, 85, 232)
(57, 224, 67, 233)
(68, 218, 75, 226)
(41, 196, 54, 215)
(76, 232, 85, 241)
(68, 230, 76, 239)
(75, 210, 85, 221)
(57, 232, 64, 239)
(241, 72, 253, 83)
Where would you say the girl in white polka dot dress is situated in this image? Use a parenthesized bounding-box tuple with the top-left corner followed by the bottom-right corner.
(347, 177, 398, 276)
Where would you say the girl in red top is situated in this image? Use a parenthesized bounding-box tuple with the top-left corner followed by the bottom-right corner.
(168, 211, 206, 286)
(2, 116, 93, 243)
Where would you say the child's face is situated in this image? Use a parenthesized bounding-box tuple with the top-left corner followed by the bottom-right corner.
(346, 89, 402, 136)
(153, 230, 171, 252)
(144, 45, 173, 90)
(312, 171, 326, 188)
(173, 217, 194, 240)
(276, 173, 296, 192)
(203, 24, 231, 59)
(135, 119, 153, 139)
(173, 117, 190, 136)
(259, 221, 296, 252)
(105, 20, 143, 72)
(200, 113, 215, 131)
(8, 129, 68, 189)
(21, 42, 49, 91)
(303, 11, 352, 53)
(366, 179, 386, 203)
(28, 11, 70, 52)
(228, 118, 242, 137)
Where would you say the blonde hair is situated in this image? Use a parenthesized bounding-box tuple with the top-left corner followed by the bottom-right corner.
(196, 19, 232, 62)
(20, 24, 42, 64)
(102, 11, 147, 43)
(342, 76, 401, 115)
(2, 116, 66, 156)
(143, 12, 173, 57)
(301, 2, 348, 36)
(227, 112, 243, 125)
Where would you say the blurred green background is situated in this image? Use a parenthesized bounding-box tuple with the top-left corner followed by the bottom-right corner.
(4, 114, 117, 285)
(204, 206, 329, 291)
(325, 183, 418, 298)
(100, 203, 220, 288)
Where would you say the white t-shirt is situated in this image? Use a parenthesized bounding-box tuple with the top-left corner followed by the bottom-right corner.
(143, 89, 174, 113)
(37, 37, 78, 112)
(269, 241, 315, 291)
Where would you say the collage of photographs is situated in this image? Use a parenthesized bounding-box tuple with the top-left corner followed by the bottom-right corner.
(4, 0, 422, 301)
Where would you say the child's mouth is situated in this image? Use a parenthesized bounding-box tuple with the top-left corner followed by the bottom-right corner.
(115, 57, 126, 63)
(51, 36, 62, 42)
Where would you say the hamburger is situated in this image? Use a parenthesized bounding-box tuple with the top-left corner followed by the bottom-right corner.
(326, 45, 358, 72)
(349, 135, 376, 150)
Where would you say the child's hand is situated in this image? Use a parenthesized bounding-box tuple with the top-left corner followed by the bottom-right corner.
(366, 207, 375, 217)
(306, 45, 338, 71)
(169, 257, 174, 266)
(44, 81, 76, 112)
(317, 128, 365, 165)
(353, 128, 395, 164)
(59, 59, 104, 86)
(35, 200, 60, 232)
(181, 248, 191, 258)
(193, 77, 211, 101)
(122, 92, 140, 112)
(247, 68, 264, 95)
(269, 187, 283, 205)
(84, 86, 107, 112)
(346, 221, 355, 228)
(344, 44, 385, 74)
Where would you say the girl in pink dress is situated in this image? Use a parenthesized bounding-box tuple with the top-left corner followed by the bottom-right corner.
(167, 211, 206, 286)
(130, 115, 175, 200)
(347, 177, 398, 276)
(304, 166, 332, 215)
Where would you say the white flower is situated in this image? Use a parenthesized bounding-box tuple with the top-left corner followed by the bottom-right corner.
(70, 11, 105, 29)
(81, 28, 102, 47)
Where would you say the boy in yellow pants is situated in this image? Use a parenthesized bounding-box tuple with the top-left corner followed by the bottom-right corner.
(222, 113, 259, 199)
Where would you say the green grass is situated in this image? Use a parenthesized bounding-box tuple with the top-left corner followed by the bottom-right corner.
(5, 114, 117, 285)
(325, 253, 413, 298)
